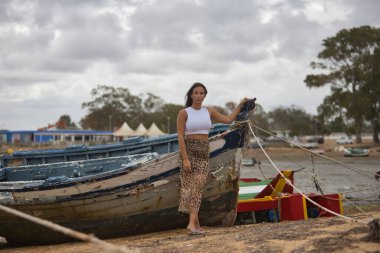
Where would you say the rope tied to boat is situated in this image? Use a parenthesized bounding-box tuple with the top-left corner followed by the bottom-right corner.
(295, 167, 376, 218)
(247, 121, 380, 241)
(247, 122, 373, 225)
(249, 123, 379, 179)
(0, 204, 140, 253)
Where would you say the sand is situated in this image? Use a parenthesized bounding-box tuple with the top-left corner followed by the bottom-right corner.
(1, 209, 379, 253)
(0, 143, 379, 253)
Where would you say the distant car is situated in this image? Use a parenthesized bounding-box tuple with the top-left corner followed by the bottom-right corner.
(336, 136, 353, 144)
(306, 136, 324, 144)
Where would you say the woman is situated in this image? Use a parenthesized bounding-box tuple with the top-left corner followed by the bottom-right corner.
(177, 82, 249, 235)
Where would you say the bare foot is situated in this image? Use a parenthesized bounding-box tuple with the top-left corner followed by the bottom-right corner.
(187, 225, 197, 232)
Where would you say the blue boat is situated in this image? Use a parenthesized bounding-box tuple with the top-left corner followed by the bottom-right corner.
(0, 124, 229, 168)
(0, 123, 249, 245)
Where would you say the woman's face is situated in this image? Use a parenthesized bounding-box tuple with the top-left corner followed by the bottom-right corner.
(191, 86, 206, 104)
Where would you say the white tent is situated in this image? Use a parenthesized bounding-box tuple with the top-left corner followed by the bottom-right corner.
(146, 122, 166, 137)
(113, 122, 135, 137)
(133, 123, 148, 136)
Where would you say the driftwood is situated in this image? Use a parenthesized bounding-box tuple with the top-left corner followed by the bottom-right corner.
(365, 219, 380, 243)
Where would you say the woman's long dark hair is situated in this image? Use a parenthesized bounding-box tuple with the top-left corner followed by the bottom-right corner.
(185, 82, 208, 108)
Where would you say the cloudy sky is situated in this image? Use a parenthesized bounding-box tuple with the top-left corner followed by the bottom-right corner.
(0, 0, 379, 130)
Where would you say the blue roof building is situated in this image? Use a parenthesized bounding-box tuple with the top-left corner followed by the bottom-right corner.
(0, 130, 113, 144)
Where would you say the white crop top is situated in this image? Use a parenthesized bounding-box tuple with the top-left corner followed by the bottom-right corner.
(185, 106, 212, 135)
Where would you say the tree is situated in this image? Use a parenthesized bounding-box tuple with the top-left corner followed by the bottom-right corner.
(56, 115, 78, 129)
(364, 47, 380, 142)
(209, 105, 228, 124)
(80, 104, 126, 130)
(225, 101, 237, 114)
(80, 85, 135, 130)
(305, 26, 380, 143)
(248, 103, 270, 137)
(316, 95, 348, 134)
(267, 106, 314, 137)
(161, 103, 183, 133)
(143, 93, 164, 113)
(80, 85, 182, 132)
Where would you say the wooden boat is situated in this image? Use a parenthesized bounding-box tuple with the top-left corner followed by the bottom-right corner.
(0, 99, 256, 245)
(343, 147, 370, 157)
(0, 124, 229, 168)
(237, 171, 343, 224)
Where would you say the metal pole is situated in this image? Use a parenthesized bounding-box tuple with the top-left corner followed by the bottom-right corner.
(167, 116, 170, 134)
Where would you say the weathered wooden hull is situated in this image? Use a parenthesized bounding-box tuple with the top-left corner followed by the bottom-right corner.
(0, 125, 248, 245)
(1, 177, 238, 245)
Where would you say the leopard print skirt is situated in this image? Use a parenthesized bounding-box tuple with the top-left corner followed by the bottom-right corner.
(178, 137, 210, 214)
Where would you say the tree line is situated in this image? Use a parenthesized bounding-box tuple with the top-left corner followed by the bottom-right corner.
(53, 84, 377, 142)
(53, 26, 379, 143)
(52, 85, 347, 137)
(305, 26, 380, 143)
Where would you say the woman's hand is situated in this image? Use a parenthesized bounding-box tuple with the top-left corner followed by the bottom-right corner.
(182, 159, 191, 172)
(239, 97, 249, 107)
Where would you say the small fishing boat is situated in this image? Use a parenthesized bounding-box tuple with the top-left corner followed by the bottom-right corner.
(343, 147, 370, 157)
(0, 99, 257, 245)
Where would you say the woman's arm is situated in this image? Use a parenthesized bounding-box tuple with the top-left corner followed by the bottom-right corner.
(177, 109, 191, 172)
(208, 98, 249, 124)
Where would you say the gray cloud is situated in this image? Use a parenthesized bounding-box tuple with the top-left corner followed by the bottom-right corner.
(0, 0, 378, 129)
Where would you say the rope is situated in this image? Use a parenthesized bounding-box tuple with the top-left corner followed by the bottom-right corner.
(0, 204, 139, 253)
(257, 162, 268, 180)
(295, 168, 375, 218)
(256, 162, 283, 221)
(293, 167, 306, 173)
(248, 122, 371, 225)
(250, 123, 378, 179)
(310, 153, 325, 195)
(257, 148, 374, 219)
(250, 125, 373, 220)
(290, 163, 379, 196)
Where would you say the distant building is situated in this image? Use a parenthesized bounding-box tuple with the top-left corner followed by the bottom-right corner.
(0, 129, 113, 145)
(0, 130, 34, 144)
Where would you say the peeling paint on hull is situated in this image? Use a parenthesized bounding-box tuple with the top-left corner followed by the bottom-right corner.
(0, 125, 248, 245)
(1, 190, 237, 245)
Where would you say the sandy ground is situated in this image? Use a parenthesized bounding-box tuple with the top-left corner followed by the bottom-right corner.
(0, 209, 379, 253)
(0, 143, 379, 253)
